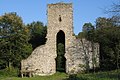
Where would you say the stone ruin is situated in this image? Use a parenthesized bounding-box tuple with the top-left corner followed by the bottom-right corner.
(21, 3, 99, 76)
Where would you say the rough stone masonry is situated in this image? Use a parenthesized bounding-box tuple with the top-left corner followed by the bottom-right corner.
(21, 3, 99, 76)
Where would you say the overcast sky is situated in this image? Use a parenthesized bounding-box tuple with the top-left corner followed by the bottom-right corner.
(0, 0, 118, 34)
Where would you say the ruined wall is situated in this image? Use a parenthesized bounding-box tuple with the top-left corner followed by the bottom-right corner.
(21, 3, 99, 76)
(21, 3, 75, 76)
(65, 38, 99, 74)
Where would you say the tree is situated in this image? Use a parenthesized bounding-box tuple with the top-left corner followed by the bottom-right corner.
(95, 27, 120, 70)
(0, 12, 32, 69)
(95, 17, 120, 70)
(96, 17, 115, 29)
(27, 21, 47, 49)
(106, 1, 120, 16)
(56, 43, 65, 72)
(82, 23, 94, 32)
(105, 1, 120, 26)
(79, 18, 120, 71)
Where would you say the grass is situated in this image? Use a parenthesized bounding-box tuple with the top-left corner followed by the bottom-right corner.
(0, 69, 119, 80)
(76, 70, 120, 80)
(0, 72, 68, 80)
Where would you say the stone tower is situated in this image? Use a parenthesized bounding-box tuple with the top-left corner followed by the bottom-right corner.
(46, 3, 76, 74)
(21, 3, 99, 76)
(47, 3, 74, 50)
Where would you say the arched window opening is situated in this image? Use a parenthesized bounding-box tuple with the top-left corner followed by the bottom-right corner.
(56, 30, 66, 72)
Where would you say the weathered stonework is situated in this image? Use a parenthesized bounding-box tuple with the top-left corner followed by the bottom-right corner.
(21, 3, 99, 76)
(65, 38, 99, 74)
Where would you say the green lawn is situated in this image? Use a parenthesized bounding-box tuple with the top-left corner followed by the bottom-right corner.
(0, 70, 120, 80)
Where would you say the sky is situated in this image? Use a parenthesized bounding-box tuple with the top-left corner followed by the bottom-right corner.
(0, 0, 117, 34)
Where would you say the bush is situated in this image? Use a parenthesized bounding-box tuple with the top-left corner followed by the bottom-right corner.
(0, 67, 19, 77)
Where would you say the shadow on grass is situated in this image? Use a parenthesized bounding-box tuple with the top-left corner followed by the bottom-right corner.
(94, 71, 120, 80)
(63, 74, 80, 80)
(64, 70, 120, 80)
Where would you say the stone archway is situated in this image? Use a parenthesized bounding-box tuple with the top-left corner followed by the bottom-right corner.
(56, 30, 66, 72)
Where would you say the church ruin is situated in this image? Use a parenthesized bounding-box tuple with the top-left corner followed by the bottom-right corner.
(21, 3, 99, 76)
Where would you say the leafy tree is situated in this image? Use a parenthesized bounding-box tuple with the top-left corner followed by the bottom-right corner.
(27, 21, 47, 49)
(105, 1, 120, 26)
(94, 17, 120, 70)
(111, 16, 120, 26)
(77, 32, 86, 39)
(78, 22, 95, 40)
(96, 17, 115, 29)
(78, 18, 120, 71)
(82, 23, 94, 32)
(56, 43, 66, 72)
(95, 27, 120, 70)
(0, 12, 32, 69)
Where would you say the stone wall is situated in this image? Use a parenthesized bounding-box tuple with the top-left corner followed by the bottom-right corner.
(21, 3, 99, 76)
(21, 45, 56, 76)
(65, 38, 99, 74)
(21, 3, 75, 76)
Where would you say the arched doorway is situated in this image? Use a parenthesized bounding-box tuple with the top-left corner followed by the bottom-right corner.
(56, 30, 66, 72)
